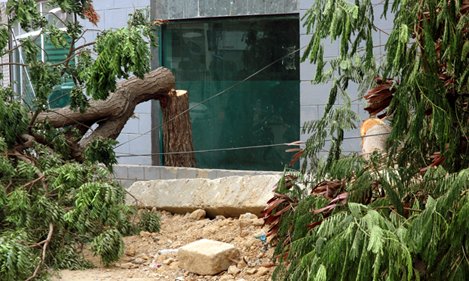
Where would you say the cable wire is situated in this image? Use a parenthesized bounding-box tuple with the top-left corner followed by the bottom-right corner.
(115, 132, 391, 157)
(115, 45, 309, 148)
(113, 38, 388, 149)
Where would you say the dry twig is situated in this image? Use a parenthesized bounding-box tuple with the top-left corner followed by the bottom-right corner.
(26, 223, 54, 281)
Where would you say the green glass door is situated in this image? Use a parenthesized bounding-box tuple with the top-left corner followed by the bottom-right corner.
(161, 16, 300, 171)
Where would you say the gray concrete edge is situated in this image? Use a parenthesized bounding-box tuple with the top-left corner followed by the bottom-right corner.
(114, 164, 282, 188)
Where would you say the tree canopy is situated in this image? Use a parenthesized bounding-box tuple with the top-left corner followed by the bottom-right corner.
(264, 0, 469, 280)
(0, 1, 161, 280)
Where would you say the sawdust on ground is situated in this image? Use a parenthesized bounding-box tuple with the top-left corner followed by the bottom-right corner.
(51, 211, 275, 281)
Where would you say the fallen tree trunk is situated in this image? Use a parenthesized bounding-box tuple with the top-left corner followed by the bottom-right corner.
(161, 89, 196, 167)
(35, 67, 176, 158)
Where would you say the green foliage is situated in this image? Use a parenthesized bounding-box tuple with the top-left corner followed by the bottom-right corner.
(84, 138, 118, 169)
(47, 246, 93, 270)
(7, 0, 47, 31)
(48, 0, 84, 14)
(0, 27, 9, 56)
(0, 231, 40, 280)
(0, 3, 161, 278)
(86, 9, 153, 99)
(0, 153, 146, 279)
(270, 0, 469, 280)
(44, 24, 69, 48)
(65, 181, 127, 234)
(69, 86, 89, 112)
(278, 204, 414, 281)
(32, 123, 73, 158)
(271, 160, 469, 280)
(138, 210, 161, 233)
(0, 89, 29, 147)
(90, 229, 124, 267)
(29, 62, 62, 106)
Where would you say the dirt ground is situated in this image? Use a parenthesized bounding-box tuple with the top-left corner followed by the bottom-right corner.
(51, 210, 275, 281)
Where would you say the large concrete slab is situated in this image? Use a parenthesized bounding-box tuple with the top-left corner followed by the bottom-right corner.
(126, 175, 281, 217)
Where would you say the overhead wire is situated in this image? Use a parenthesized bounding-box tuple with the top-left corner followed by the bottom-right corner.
(115, 45, 310, 148)
(33, 38, 386, 154)
(116, 39, 387, 149)
(115, 44, 366, 148)
(115, 132, 391, 158)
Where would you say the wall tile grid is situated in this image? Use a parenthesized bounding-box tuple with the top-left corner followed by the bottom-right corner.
(299, 0, 393, 154)
(0, 3, 9, 87)
(88, 0, 394, 168)
(79, 1, 152, 165)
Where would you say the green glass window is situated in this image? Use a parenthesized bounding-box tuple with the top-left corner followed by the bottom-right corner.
(44, 36, 74, 109)
(161, 15, 300, 171)
(12, 2, 74, 109)
(14, 36, 74, 109)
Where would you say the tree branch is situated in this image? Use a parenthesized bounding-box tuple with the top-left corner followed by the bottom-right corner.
(35, 67, 175, 160)
(26, 223, 54, 281)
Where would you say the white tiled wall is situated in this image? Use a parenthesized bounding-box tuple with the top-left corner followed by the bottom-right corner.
(82, 0, 395, 169)
(78, 0, 152, 165)
(0, 3, 9, 87)
(299, 0, 394, 154)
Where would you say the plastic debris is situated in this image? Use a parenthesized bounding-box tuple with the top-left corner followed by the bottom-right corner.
(149, 262, 161, 269)
(158, 249, 179, 255)
(255, 232, 268, 251)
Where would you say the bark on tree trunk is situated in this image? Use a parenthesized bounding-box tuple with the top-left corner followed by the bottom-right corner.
(35, 67, 176, 159)
(161, 89, 196, 167)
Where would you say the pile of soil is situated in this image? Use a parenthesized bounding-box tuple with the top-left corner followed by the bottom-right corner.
(51, 210, 276, 281)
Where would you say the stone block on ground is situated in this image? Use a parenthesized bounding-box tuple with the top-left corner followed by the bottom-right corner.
(177, 239, 240, 275)
(126, 175, 281, 217)
(189, 209, 206, 220)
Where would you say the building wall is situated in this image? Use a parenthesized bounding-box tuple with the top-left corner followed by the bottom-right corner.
(150, 0, 300, 169)
(152, 0, 298, 19)
(96, 0, 393, 170)
(299, 0, 393, 154)
(78, 0, 153, 165)
(0, 3, 9, 87)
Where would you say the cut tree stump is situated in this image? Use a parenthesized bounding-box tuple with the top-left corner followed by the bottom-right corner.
(161, 89, 196, 167)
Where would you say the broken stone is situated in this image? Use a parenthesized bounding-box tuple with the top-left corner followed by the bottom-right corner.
(139, 231, 152, 237)
(219, 275, 234, 281)
(245, 268, 257, 275)
(149, 262, 161, 270)
(132, 257, 145, 265)
(125, 246, 136, 257)
(228, 265, 241, 275)
(177, 239, 240, 275)
(239, 213, 258, 220)
(169, 261, 179, 269)
(163, 257, 175, 265)
(189, 209, 206, 220)
(118, 262, 137, 269)
(121, 256, 134, 262)
(137, 253, 150, 260)
(256, 266, 269, 276)
(237, 260, 247, 269)
(242, 238, 256, 249)
(252, 218, 264, 226)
